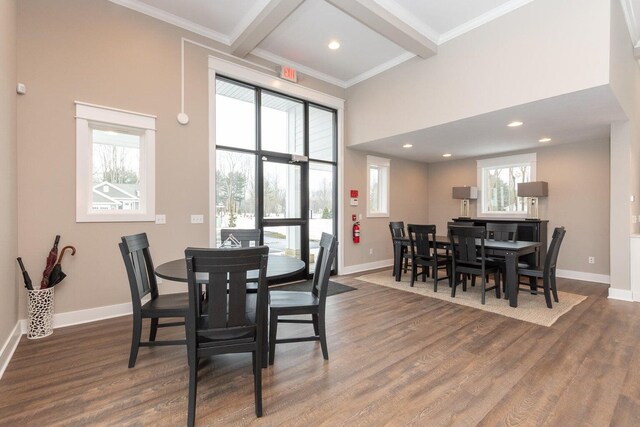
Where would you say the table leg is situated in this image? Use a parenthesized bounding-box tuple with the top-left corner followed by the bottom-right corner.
(505, 251, 518, 307)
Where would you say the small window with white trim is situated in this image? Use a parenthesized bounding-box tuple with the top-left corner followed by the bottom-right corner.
(367, 155, 390, 217)
(477, 153, 536, 216)
(75, 102, 156, 222)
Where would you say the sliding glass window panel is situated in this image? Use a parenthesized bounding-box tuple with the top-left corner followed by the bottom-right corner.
(215, 150, 256, 244)
(263, 226, 302, 259)
(263, 161, 301, 219)
(216, 79, 256, 150)
(309, 162, 334, 272)
(309, 106, 335, 162)
(261, 92, 304, 155)
(91, 128, 141, 211)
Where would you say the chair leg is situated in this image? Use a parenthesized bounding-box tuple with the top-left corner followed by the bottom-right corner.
(451, 273, 458, 297)
(433, 264, 438, 292)
(551, 270, 559, 302)
(410, 262, 416, 287)
(149, 317, 158, 342)
(494, 271, 501, 299)
(269, 313, 278, 365)
(529, 276, 538, 295)
(128, 315, 142, 368)
(481, 275, 486, 305)
(403, 255, 409, 273)
(319, 313, 329, 360)
(543, 278, 552, 309)
(312, 313, 320, 336)
(187, 358, 198, 427)
(254, 349, 263, 417)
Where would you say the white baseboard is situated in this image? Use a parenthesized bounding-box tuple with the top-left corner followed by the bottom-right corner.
(340, 258, 394, 276)
(608, 288, 635, 302)
(556, 269, 610, 284)
(20, 301, 133, 334)
(0, 322, 22, 380)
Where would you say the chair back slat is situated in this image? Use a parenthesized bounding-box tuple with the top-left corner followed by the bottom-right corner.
(389, 221, 406, 238)
(544, 227, 566, 274)
(312, 233, 338, 302)
(407, 224, 437, 259)
(185, 246, 269, 341)
(449, 226, 486, 266)
(120, 233, 158, 304)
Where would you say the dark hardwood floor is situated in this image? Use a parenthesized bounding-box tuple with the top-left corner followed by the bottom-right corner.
(1, 271, 639, 426)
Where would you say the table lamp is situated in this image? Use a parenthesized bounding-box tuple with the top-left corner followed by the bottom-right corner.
(517, 181, 548, 219)
(452, 186, 478, 218)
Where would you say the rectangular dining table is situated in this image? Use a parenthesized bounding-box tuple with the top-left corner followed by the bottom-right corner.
(393, 235, 540, 308)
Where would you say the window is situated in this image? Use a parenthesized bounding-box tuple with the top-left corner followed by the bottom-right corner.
(75, 102, 156, 222)
(477, 153, 536, 216)
(367, 156, 390, 217)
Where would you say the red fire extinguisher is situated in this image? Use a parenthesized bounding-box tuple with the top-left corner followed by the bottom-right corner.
(353, 222, 360, 244)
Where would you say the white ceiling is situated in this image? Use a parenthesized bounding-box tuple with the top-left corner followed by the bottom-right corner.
(110, 0, 638, 163)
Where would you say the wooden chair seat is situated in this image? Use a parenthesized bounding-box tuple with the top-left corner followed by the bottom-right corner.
(270, 291, 320, 312)
(142, 293, 189, 315)
(407, 224, 451, 291)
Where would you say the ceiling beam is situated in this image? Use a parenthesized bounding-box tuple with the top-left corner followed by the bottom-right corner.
(231, 0, 305, 58)
(325, 0, 437, 59)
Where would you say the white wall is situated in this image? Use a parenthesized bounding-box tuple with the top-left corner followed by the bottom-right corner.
(345, 0, 611, 146)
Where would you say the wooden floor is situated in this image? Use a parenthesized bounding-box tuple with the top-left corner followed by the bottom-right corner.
(2, 271, 640, 426)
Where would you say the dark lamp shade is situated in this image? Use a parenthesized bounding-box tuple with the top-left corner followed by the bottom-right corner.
(517, 181, 548, 197)
(452, 186, 478, 200)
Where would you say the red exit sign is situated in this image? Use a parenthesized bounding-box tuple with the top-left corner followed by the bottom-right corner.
(280, 66, 298, 83)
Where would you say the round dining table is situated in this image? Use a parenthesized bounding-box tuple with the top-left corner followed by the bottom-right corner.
(155, 254, 306, 284)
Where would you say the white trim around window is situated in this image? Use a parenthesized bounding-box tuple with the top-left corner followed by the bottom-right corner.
(367, 155, 390, 218)
(476, 152, 536, 218)
(75, 102, 156, 222)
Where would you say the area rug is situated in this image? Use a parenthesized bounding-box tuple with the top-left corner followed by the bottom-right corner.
(356, 270, 586, 327)
(272, 280, 356, 296)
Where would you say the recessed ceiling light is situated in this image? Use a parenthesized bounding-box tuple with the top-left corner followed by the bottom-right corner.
(328, 40, 341, 50)
(442, 153, 452, 158)
(538, 137, 552, 143)
(403, 143, 413, 148)
(507, 121, 524, 127)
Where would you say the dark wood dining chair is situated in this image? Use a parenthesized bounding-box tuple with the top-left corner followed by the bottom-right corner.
(389, 221, 410, 278)
(268, 232, 338, 365)
(518, 227, 566, 308)
(486, 223, 518, 242)
(407, 224, 450, 291)
(184, 246, 269, 425)
(119, 233, 188, 368)
(449, 226, 501, 304)
(220, 228, 261, 247)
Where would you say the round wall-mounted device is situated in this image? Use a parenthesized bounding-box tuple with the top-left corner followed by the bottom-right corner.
(177, 112, 190, 125)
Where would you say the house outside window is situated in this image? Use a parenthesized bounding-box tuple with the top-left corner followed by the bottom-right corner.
(477, 153, 536, 216)
(367, 155, 390, 217)
(75, 102, 156, 222)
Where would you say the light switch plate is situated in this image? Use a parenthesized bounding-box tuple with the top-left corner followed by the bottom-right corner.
(191, 214, 204, 224)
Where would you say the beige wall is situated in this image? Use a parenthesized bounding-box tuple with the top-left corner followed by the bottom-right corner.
(345, 0, 611, 146)
(427, 140, 611, 275)
(342, 148, 429, 268)
(0, 0, 19, 350)
(15, 0, 348, 317)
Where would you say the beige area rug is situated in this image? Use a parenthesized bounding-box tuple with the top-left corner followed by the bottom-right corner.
(356, 270, 587, 327)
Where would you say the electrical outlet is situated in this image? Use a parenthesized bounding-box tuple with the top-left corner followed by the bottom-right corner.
(155, 214, 166, 224)
(588, 256, 595, 264)
(369, 248, 373, 255)
(191, 214, 204, 224)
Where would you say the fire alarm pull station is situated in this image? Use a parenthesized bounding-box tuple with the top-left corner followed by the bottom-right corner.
(350, 189, 359, 206)
(352, 214, 357, 221)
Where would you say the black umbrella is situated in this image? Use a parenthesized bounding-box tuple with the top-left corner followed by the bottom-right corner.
(48, 246, 76, 287)
(41, 235, 60, 289)
(16, 257, 34, 290)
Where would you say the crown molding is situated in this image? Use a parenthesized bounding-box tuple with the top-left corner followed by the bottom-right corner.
(109, 0, 231, 45)
(439, 0, 535, 44)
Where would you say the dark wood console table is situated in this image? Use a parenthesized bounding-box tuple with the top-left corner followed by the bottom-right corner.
(452, 218, 548, 267)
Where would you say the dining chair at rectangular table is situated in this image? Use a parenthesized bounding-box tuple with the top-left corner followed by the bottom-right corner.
(517, 227, 566, 308)
(119, 233, 189, 368)
(407, 224, 451, 291)
(268, 232, 338, 365)
(449, 226, 501, 304)
(184, 246, 269, 425)
(220, 228, 261, 247)
(389, 221, 411, 278)
(475, 222, 518, 289)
